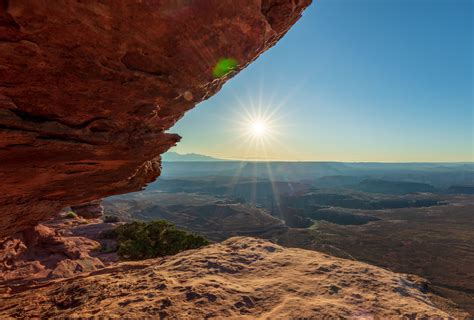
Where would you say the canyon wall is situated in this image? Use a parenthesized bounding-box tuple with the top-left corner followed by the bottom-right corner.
(0, 0, 310, 237)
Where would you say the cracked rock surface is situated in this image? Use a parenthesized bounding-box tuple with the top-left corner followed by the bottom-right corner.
(0, 0, 310, 237)
(0, 237, 458, 318)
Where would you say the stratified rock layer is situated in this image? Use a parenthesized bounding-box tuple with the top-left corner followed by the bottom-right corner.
(0, 0, 310, 237)
(0, 237, 456, 318)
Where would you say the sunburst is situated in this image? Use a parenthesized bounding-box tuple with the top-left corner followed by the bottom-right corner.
(248, 120, 267, 137)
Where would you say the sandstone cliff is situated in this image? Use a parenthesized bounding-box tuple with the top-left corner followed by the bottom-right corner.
(0, 237, 460, 318)
(0, 0, 310, 237)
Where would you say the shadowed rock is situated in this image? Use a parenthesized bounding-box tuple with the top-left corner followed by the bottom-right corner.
(71, 201, 104, 219)
(0, 216, 118, 288)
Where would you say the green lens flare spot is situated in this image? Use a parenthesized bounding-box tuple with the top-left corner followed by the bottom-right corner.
(212, 58, 238, 78)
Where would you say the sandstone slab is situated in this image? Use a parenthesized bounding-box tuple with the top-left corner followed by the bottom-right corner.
(0, 237, 464, 318)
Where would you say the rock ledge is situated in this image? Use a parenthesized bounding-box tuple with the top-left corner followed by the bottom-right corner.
(0, 237, 455, 318)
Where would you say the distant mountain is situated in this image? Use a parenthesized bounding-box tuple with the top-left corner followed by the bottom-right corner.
(162, 152, 224, 162)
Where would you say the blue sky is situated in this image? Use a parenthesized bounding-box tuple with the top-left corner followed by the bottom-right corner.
(169, 0, 473, 162)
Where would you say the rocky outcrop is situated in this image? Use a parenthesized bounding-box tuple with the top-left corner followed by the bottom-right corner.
(0, 0, 311, 237)
(0, 237, 464, 318)
(0, 214, 118, 289)
(71, 201, 104, 219)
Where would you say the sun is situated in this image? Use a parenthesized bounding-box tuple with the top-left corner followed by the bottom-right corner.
(249, 120, 268, 137)
(237, 109, 281, 154)
(225, 86, 289, 160)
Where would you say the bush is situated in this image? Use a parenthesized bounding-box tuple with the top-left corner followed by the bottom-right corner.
(104, 215, 120, 223)
(111, 220, 209, 260)
(64, 211, 77, 219)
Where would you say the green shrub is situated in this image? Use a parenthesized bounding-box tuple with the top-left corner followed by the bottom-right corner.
(65, 211, 77, 219)
(112, 220, 209, 260)
(104, 215, 120, 223)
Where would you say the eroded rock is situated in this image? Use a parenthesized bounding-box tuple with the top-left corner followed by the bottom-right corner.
(0, 215, 117, 288)
(0, 0, 311, 237)
(71, 201, 104, 219)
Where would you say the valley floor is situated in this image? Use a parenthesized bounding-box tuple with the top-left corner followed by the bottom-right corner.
(104, 192, 474, 315)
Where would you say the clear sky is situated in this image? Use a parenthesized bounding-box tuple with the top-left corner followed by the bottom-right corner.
(169, 0, 473, 162)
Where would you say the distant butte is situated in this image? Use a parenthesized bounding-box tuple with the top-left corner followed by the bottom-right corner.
(0, 0, 310, 237)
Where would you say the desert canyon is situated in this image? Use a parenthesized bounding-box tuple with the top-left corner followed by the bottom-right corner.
(0, 1, 471, 318)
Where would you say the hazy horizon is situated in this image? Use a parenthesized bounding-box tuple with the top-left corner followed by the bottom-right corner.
(168, 0, 473, 162)
(164, 151, 474, 164)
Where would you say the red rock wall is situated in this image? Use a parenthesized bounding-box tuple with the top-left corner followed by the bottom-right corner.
(0, 0, 310, 237)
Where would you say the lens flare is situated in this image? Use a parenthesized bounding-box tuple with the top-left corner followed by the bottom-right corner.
(212, 58, 238, 78)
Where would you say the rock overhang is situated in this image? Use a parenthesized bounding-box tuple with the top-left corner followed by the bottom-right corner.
(0, 0, 311, 237)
